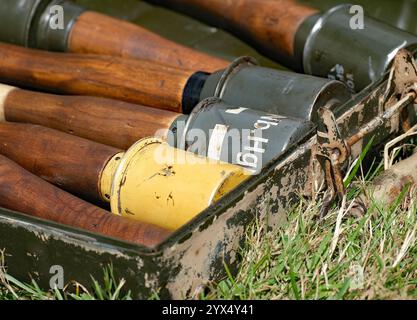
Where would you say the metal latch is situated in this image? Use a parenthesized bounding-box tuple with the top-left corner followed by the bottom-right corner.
(312, 49, 417, 219)
(313, 107, 350, 218)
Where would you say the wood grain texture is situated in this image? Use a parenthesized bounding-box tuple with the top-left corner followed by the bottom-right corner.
(4, 88, 180, 150)
(0, 43, 196, 113)
(0, 155, 170, 247)
(69, 11, 229, 73)
(0, 122, 120, 203)
(159, 0, 318, 58)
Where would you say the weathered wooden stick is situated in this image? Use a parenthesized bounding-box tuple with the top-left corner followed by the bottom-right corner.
(68, 11, 228, 72)
(0, 155, 170, 247)
(0, 121, 121, 203)
(0, 43, 202, 113)
(0, 83, 182, 150)
(150, 0, 318, 69)
(0, 0, 228, 72)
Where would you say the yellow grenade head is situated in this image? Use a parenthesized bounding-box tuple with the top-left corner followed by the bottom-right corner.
(100, 137, 248, 231)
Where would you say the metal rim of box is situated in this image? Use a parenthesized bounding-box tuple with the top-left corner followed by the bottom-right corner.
(213, 56, 259, 99)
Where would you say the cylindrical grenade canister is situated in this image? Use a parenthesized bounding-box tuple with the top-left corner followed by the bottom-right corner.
(300, 4, 417, 93)
(99, 137, 249, 231)
(200, 57, 352, 123)
(35, 0, 85, 51)
(366, 0, 417, 35)
(0, 0, 84, 50)
(0, 0, 48, 46)
(176, 98, 314, 174)
(297, 0, 417, 35)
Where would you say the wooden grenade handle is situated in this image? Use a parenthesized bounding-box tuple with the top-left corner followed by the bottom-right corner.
(156, 0, 318, 63)
(0, 122, 121, 203)
(68, 11, 229, 73)
(1, 85, 181, 150)
(0, 43, 198, 113)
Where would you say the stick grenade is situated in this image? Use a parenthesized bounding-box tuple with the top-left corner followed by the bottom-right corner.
(0, 155, 170, 247)
(0, 0, 228, 73)
(153, 0, 417, 92)
(0, 43, 350, 120)
(0, 83, 185, 150)
(0, 123, 248, 230)
(0, 82, 335, 175)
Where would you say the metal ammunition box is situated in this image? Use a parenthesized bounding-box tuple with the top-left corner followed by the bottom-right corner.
(1, 0, 416, 299)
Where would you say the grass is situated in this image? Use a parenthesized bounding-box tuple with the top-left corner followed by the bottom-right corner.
(1, 147, 417, 300)
(203, 141, 417, 300)
(203, 194, 417, 300)
(0, 259, 132, 300)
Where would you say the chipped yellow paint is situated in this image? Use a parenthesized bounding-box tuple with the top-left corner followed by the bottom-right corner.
(99, 152, 124, 201)
(100, 137, 249, 231)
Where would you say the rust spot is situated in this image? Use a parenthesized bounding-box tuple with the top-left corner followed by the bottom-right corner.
(167, 192, 175, 206)
(160, 166, 176, 177)
(120, 176, 127, 187)
(146, 166, 176, 182)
